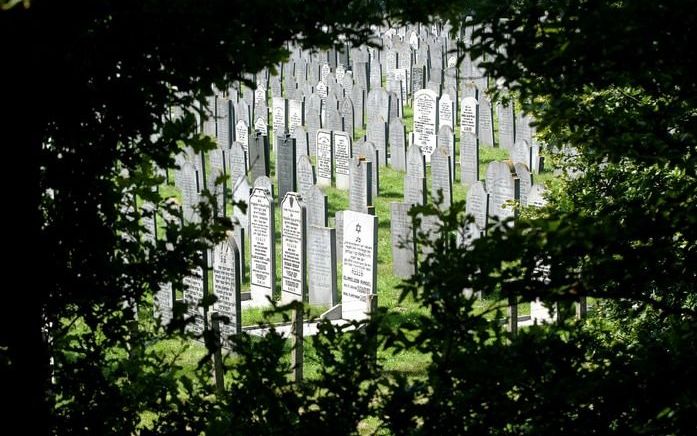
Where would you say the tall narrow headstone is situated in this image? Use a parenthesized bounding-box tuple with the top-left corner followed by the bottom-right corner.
(388, 118, 406, 171)
(367, 116, 388, 167)
(460, 131, 479, 185)
(349, 157, 372, 214)
(478, 94, 495, 147)
(341, 210, 378, 321)
(413, 89, 439, 161)
(391, 202, 416, 278)
(361, 141, 379, 199)
(276, 133, 297, 203)
(308, 226, 338, 307)
(430, 145, 452, 209)
(497, 101, 515, 150)
(249, 188, 276, 306)
(437, 125, 456, 183)
(316, 129, 333, 187)
(296, 155, 316, 197)
(281, 193, 307, 303)
(333, 131, 352, 190)
(212, 234, 242, 347)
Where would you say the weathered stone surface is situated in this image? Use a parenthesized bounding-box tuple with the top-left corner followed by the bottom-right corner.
(514, 163, 532, 207)
(361, 141, 380, 199)
(349, 157, 372, 214)
(333, 131, 352, 190)
(406, 143, 425, 178)
(307, 225, 338, 307)
(389, 117, 407, 171)
(249, 187, 276, 307)
(526, 184, 548, 208)
(430, 145, 452, 209)
(213, 234, 242, 346)
(413, 89, 439, 161)
(316, 129, 333, 187)
(437, 125, 455, 183)
(296, 155, 316, 197)
(497, 101, 515, 150)
(391, 202, 416, 279)
(486, 161, 519, 221)
(478, 94, 494, 147)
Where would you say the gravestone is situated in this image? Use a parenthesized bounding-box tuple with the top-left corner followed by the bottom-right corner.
(437, 125, 456, 183)
(367, 116, 388, 167)
(349, 157, 372, 214)
(213, 234, 242, 347)
(438, 93, 454, 130)
(325, 106, 344, 133)
(430, 145, 453, 209)
(391, 202, 416, 279)
(465, 181, 489, 236)
(183, 263, 206, 335)
(232, 176, 251, 229)
(304, 185, 328, 240)
(228, 142, 247, 185)
(369, 61, 382, 92)
(235, 120, 250, 166)
(413, 89, 439, 161)
(216, 97, 231, 148)
(497, 101, 515, 150)
(281, 193, 307, 304)
(341, 210, 378, 321)
(249, 187, 276, 306)
(333, 131, 352, 190)
(179, 161, 199, 223)
(486, 161, 519, 221)
(460, 96, 478, 136)
(292, 125, 309, 158)
(305, 94, 323, 156)
(404, 173, 427, 206)
(406, 143, 426, 178)
(316, 129, 333, 187)
(307, 226, 338, 307)
(478, 94, 495, 147)
(272, 97, 288, 138)
(339, 96, 355, 137)
(276, 133, 297, 203)
(288, 99, 304, 135)
(248, 132, 270, 184)
(460, 131, 479, 185)
(514, 163, 532, 207)
(411, 65, 426, 97)
(387, 90, 401, 121)
(296, 155, 316, 197)
(154, 282, 174, 325)
(388, 117, 406, 171)
(207, 148, 226, 217)
(527, 184, 548, 208)
(361, 141, 379, 199)
(352, 85, 365, 128)
(511, 140, 531, 169)
(253, 175, 274, 199)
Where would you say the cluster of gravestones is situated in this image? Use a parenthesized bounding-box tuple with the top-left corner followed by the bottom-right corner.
(139, 21, 568, 350)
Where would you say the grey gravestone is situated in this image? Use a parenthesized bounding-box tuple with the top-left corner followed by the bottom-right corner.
(235, 119, 250, 167)
(232, 176, 251, 229)
(361, 141, 379, 199)
(367, 116, 388, 167)
(253, 176, 274, 201)
(288, 99, 304, 136)
(249, 187, 276, 306)
(369, 61, 382, 91)
(438, 93, 454, 130)
(404, 174, 427, 206)
(426, 80, 441, 95)
(437, 125, 456, 183)
(292, 125, 309, 158)
(486, 161, 519, 220)
(366, 88, 390, 126)
(430, 145, 453, 209)
(406, 143, 426, 178)
(514, 163, 532, 207)
(497, 101, 515, 150)
(213, 234, 242, 347)
(349, 157, 372, 214)
(511, 140, 531, 169)
(272, 97, 288, 138)
(391, 202, 416, 278)
(339, 97, 355, 137)
(413, 89, 439, 161)
(281, 192, 307, 304)
(228, 142, 247, 185)
(389, 118, 406, 171)
(276, 133, 297, 203)
(341, 210, 378, 321)
(207, 148, 226, 217)
(248, 132, 270, 184)
(460, 131, 479, 185)
(296, 155, 316, 197)
(466, 181, 489, 235)
(353, 62, 369, 92)
(333, 131, 352, 190)
(316, 129, 333, 187)
(387, 90, 401, 122)
(515, 112, 536, 148)
(324, 107, 344, 131)
(352, 85, 365, 128)
(183, 264, 205, 335)
(305, 94, 322, 156)
(478, 94, 495, 147)
(154, 282, 174, 325)
(308, 226, 338, 307)
(216, 97, 232, 148)
(527, 184, 547, 208)
(411, 65, 426, 96)
(179, 161, 199, 223)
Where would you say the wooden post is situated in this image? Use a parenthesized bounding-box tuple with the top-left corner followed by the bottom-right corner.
(291, 302, 304, 384)
(507, 296, 518, 337)
(210, 311, 225, 397)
